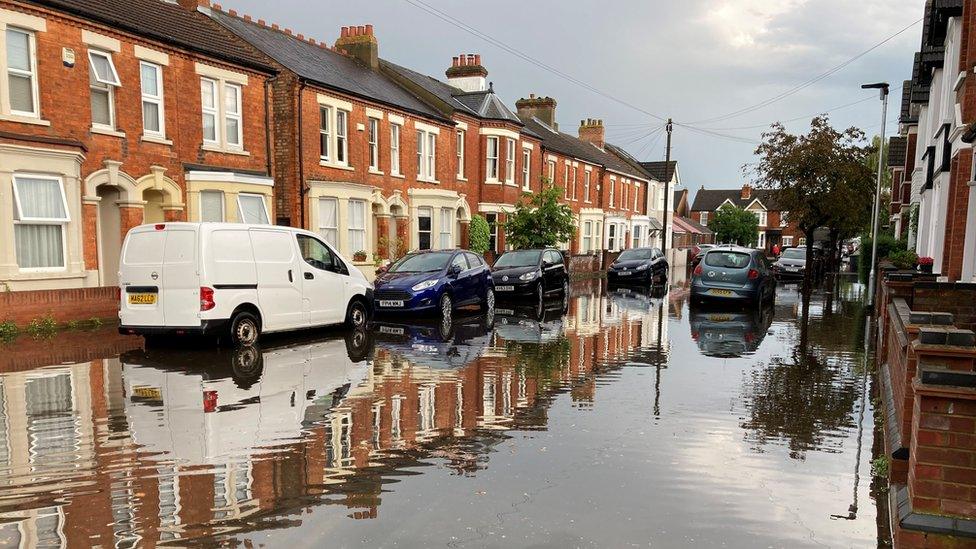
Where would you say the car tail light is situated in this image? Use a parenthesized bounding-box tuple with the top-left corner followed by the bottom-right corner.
(693, 264, 703, 276)
(748, 269, 759, 280)
(200, 287, 215, 311)
(154, 224, 166, 231)
(203, 390, 218, 413)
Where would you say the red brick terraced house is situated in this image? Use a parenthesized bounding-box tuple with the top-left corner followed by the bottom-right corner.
(690, 184, 801, 252)
(0, 0, 276, 300)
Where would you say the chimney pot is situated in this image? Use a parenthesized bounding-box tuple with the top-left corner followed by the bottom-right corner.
(475, 54, 481, 65)
(272, 23, 279, 30)
(284, 28, 293, 36)
(358, 25, 366, 35)
(212, 2, 222, 10)
(366, 24, 374, 36)
(258, 19, 265, 26)
(243, 14, 251, 22)
(228, 8, 237, 16)
(341, 26, 348, 37)
(298, 33, 305, 40)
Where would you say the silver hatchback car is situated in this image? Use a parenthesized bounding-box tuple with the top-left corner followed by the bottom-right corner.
(690, 246, 776, 305)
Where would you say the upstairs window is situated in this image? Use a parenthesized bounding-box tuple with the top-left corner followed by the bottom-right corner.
(456, 130, 465, 178)
(609, 177, 616, 208)
(522, 148, 531, 190)
(486, 136, 499, 181)
(505, 138, 516, 184)
(634, 183, 641, 212)
(201, 78, 218, 144)
(563, 164, 569, 198)
(6, 28, 39, 117)
(368, 118, 379, 171)
(89, 50, 120, 129)
(547, 159, 555, 183)
(200, 78, 243, 150)
(391, 123, 401, 175)
(224, 84, 242, 147)
(417, 129, 437, 182)
(570, 167, 577, 200)
(319, 107, 331, 160)
(140, 62, 164, 138)
(336, 110, 348, 164)
(584, 171, 591, 202)
(700, 211, 708, 226)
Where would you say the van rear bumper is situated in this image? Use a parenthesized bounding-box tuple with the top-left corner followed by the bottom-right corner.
(119, 319, 229, 337)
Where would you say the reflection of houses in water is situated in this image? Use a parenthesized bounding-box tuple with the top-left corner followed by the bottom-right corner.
(0, 292, 667, 546)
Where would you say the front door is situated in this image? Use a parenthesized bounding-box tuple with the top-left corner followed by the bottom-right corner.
(296, 234, 347, 326)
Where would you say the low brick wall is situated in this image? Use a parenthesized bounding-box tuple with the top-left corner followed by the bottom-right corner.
(913, 282, 976, 333)
(0, 327, 141, 373)
(569, 254, 601, 277)
(0, 287, 119, 327)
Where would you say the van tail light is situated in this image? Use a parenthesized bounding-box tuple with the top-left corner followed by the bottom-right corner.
(154, 224, 166, 231)
(693, 264, 703, 277)
(203, 390, 218, 413)
(748, 269, 759, 280)
(200, 287, 215, 311)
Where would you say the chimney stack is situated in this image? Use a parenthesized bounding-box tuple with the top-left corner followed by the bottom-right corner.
(578, 118, 605, 149)
(741, 184, 752, 200)
(334, 24, 379, 69)
(446, 53, 488, 92)
(177, 0, 209, 11)
(516, 94, 558, 130)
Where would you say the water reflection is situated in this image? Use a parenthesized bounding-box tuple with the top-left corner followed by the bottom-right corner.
(0, 280, 880, 547)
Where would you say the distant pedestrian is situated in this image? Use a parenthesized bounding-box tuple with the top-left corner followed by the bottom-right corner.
(772, 243, 781, 257)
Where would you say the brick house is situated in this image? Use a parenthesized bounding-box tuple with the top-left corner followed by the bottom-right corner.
(0, 0, 275, 295)
(690, 184, 801, 252)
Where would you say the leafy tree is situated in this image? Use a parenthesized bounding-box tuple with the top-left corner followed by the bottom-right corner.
(752, 116, 874, 297)
(503, 183, 576, 249)
(469, 215, 491, 254)
(709, 205, 759, 246)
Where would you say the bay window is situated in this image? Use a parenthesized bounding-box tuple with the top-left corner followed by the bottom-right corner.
(237, 193, 269, 224)
(440, 207, 453, 249)
(6, 28, 39, 117)
(418, 207, 432, 250)
(608, 224, 617, 251)
(583, 221, 593, 253)
(336, 110, 348, 164)
(486, 136, 499, 181)
(391, 123, 401, 175)
(505, 138, 515, 184)
(368, 118, 379, 171)
(485, 213, 498, 252)
(200, 191, 225, 222)
(89, 50, 120, 129)
(633, 226, 641, 248)
(348, 199, 366, 254)
(12, 175, 70, 270)
(140, 61, 164, 138)
(318, 198, 338, 246)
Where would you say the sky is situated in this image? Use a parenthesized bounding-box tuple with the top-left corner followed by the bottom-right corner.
(225, 0, 922, 198)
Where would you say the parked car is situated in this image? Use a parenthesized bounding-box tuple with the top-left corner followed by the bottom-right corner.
(607, 247, 668, 285)
(690, 246, 776, 305)
(690, 244, 717, 269)
(373, 250, 494, 318)
(771, 247, 808, 279)
(118, 223, 372, 347)
(491, 248, 569, 302)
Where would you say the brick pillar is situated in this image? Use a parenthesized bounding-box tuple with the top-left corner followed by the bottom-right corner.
(118, 206, 145, 242)
(395, 216, 409, 256)
(376, 215, 391, 259)
(459, 221, 470, 249)
(82, 200, 99, 270)
(163, 207, 185, 222)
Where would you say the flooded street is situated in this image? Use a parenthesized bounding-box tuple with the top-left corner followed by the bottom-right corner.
(0, 277, 881, 548)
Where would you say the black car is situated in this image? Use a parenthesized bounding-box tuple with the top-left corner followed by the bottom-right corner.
(771, 247, 807, 279)
(607, 247, 668, 285)
(491, 249, 569, 302)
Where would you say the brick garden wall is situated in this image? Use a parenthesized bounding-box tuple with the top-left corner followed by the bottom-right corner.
(569, 254, 601, 277)
(0, 287, 119, 326)
(0, 327, 140, 373)
(913, 282, 976, 333)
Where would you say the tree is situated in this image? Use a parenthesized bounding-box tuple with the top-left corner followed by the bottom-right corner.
(469, 215, 491, 254)
(709, 205, 759, 246)
(752, 116, 874, 297)
(503, 183, 576, 249)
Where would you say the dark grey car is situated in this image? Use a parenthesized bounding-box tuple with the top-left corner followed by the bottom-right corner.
(771, 247, 807, 279)
(690, 246, 776, 305)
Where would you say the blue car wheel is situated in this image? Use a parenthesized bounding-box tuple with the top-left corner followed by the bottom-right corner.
(439, 293, 453, 318)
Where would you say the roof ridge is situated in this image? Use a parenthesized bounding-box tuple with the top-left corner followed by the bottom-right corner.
(209, 3, 350, 57)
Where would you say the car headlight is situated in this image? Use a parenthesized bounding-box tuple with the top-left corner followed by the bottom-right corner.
(411, 279, 438, 292)
(519, 271, 539, 281)
(636, 264, 649, 271)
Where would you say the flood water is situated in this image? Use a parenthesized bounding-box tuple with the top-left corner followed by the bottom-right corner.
(0, 276, 881, 548)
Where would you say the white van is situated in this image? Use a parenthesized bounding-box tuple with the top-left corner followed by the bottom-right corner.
(118, 222, 372, 346)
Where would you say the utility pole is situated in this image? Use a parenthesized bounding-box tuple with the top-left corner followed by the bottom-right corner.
(661, 119, 673, 262)
(862, 82, 889, 310)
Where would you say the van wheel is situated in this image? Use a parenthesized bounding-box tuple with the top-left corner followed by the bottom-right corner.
(439, 293, 453, 318)
(229, 312, 260, 347)
(346, 300, 369, 329)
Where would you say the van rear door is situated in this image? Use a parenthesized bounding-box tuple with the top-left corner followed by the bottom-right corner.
(120, 228, 168, 327)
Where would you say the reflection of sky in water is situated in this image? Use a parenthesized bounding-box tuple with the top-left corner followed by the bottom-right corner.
(0, 281, 876, 548)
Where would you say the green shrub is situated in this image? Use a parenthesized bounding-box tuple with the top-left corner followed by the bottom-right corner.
(0, 321, 18, 342)
(888, 249, 918, 270)
(871, 455, 889, 478)
(26, 315, 58, 338)
(859, 234, 907, 283)
(469, 215, 491, 254)
(88, 317, 104, 329)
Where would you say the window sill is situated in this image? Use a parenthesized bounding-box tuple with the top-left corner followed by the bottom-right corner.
(504, 182, 518, 187)
(141, 135, 173, 146)
(391, 173, 405, 179)
(91, 126, 125, 138)
(1, 113, 51, 126)
(319, 160, 354, 171)
(418, 179, 440, 185)
(368, 169, 385, 176)
(8, 270, 86, 281)
(484, 180, 502, 185)
(202, 144, 250, 156)
(457, 176, 468, 182)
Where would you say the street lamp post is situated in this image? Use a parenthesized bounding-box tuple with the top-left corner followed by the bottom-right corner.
(862, 82, 889, 310)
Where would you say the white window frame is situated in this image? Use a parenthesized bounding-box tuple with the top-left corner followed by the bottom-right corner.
(439, 207, 453, 249)
(318, 197, 339, 246)
(87, 50, 120, 86)
(319, 106, 331, 161)
(634, 183, 641, 212)
(609, 177, 616, 208)
(781, 211, 789, 227)
(522, 148, 531, 190)
(754, 209, 767, 227)
(563, 164, 569, 198)
(782, 235, 794, 247)
(390, 123, 401, 175)
(6, 27, 40, 118)
(582, 221, 593, 253)
(757, 231, 766, 249)
(139, 61, 165, 138)
(418, 206, 433, 250)
(11, 174, 70, 272)
(89, 49, 118, 130)
(368, 118, 380, 171)
(571, 167, 577, 201)
(224, 83, 242, 148)
(199, 190, 225, 222)
(236, 193, 269, 225)
(456, 129, 465, 179)
(426, 132, 436, 181)
(348, 199, 367, 254)
(622, 180, 629, 210)
(505, 138, 516, 185)
(486, 136, 499, 182)
(608, 223, 617, 251)
(584, 170, 591, 202)
(547, 159, 556, 183)
(699, 211, 708, 226)
(633, 225, 641, 248)
(336, 110, 349, 165)
(201, 78, 219, 146)
(416, 129, 436, 182)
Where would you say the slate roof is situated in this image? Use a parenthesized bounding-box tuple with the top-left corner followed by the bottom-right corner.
(522, 118, 649, 181)
(210, 10, 449, 123)
(380, 60, 480, 117)
(453, 90, 522, 123)
(888, 136, 908, 168)
(640, 161, 678, 183)
(604, 143, 655, 180)
(25, 0, 275, 73)
(690, 188, 780, 212)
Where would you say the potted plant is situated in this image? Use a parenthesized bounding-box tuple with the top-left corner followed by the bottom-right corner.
(918, 256, 935, 274)
(353, 250, 368, 262)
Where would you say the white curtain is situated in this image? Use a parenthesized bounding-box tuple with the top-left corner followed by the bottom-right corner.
(238, 194, 268, 224)
(319, 198, 338, 246)
(348, 200, 366, 253)
(200, 191, 224, 222)
(440, 208, 452, 249)
(15, 225, 64, 269)
(15, 178, 67, 220)
(13, 177, 67, 269)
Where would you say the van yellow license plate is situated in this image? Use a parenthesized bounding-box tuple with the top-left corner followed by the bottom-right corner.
(128, 293, 157, 305)
(133, 386, 162, 400)
(708, 289, 734, 297)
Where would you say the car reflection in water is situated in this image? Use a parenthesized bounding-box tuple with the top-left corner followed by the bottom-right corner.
(606, 284, 667, 315)
(689, 303, 775, 358)
(494, 294, 568, 344)
(119, 329, 373, 465)
(372, 310, 495, 370)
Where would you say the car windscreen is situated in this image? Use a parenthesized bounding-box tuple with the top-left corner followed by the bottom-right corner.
(704, 251, 751, 269)
(389, 252, 453, 273)
(618, 249, 652, 261)
(781, 249, 805, 260)
(494, 250, 542, 268)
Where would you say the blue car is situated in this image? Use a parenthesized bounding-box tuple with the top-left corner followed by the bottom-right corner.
(373, 250, 495, 317)
(690, 246, 776, 306)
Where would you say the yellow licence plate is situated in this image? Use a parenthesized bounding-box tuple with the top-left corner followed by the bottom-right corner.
(709, 314, 732, 321)
(133, 386, 162, 400)
(709, 289, 734, 297)
(128, 293, 157, 305)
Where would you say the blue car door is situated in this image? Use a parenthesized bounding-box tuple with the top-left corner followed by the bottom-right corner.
(449, 253, 473, 304)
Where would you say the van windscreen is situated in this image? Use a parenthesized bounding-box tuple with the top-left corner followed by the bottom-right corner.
(704, 251, 751, 269)
(123, 232, 165, 265)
